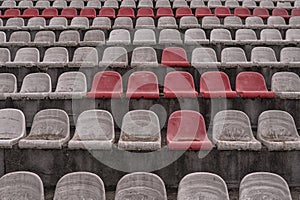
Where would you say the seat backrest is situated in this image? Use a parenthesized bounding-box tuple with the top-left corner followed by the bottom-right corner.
(236, 29, 257, 41)
(0, 73, 16, 93)
(34, 31, 55, 44)
(9, 31, 30, 43)
(127, 71, 159, 94)
(55, 72, 87, 93)
(72, 47, 98, 65)
(14, 47, 39, 63)
(251, 47, 277, 62)
(236, 72, 268, 92)
(0, 108, 25, 139)
(20, 73, 51, 93)
(221, 47, 247, 62)
(192, 47, 218, 63)
(281, 47, 300, 63)
(272, 72, 300, 92)
(164, 71, 196, 94)
(43, 47, 68, 63)
(89, 71, 123, 93)
(200, 71, 233, 92)
(260, 29, 282, 40)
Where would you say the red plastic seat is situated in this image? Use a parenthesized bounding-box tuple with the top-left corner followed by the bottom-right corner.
(87, 71, 123, 98)
(41, 8, 58, 19)
(2, 9, 20, 18)
(272, 8, 290, 19)
(22, 8, 39, 18)
(236, 72, 275, 98)
(156, 8, 174, 17)
(61, 8, 77, 19)
(162, 47, 190, 67)
(137, 8, 154, 17)
(164, 71, 198, 98)
(200, 72, 237, 98)
(176, 8, 193, 18)
(117, 8, 135, 18)
(167, 110, 212, 150)
(253, 8, 269, 19)
(126, 71, 159, 99)
(80, 8, 96, 18)
(98, 8, 116, 19)
(215, 7, 232, 17)
(195, 7, 213, 17)
(234, 7, 251, 18)
(291, 9, 300, 16)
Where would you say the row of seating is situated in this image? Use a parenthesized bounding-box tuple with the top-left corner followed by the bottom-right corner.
(0, 171, 293, 200)
(0, 108, 298, 151)
(1, 46, 300, 68)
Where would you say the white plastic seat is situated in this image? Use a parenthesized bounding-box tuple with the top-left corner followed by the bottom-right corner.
(267, 16, 287, 28)
(69, 0, 84, 8)
(221, 47, 250, 67)
(131, 47, 158, 67)
(260, 0, 274, 8)
(0, 73, 16, 99)
(280, 47, 300, 66)
(0, 48, 10, 66)
(48, 17, 68, 30)
(86, 0, 101, 8)
(286, 29, 300, 42)
(210, 28, 233, 43)
(18, 0, 33, 8)
(1, 0, 16, 8)
(70, 17, 89, 29)
(190, 0, 205, 8)
(242, 0, 256, 8)
(68, 47, 99, 68)
(225, 0, 239, 8)
(184, 28, 209, 44)
(6, 47, 39, 67)
(201, 16, 221, 28)
(251, 47, 278, 67)
(157, 17, 178, 29)
(235, 29, 257, 43)
(159, 29, 183, 44)
(40, 47, 68, 67)
(23, 17, 46, 30)
(224, 16, 243, 28)
(155, 0, 171, 8)
(277, 2, 291, 8)
(107, 29, 131, 45)
(7, 31, 30, 45)
(99, 46, 128, 68)
(120, 0, 136, 8)
(179, 16, 200, 29)
(289, 16, 300, 28)
(57, 30, 80, 46)
(260, 29, 283, 44)
(208, 0, 222, 8)
(33, 31, 55, 46)
(191, 47, 220, 67)
(245, 16, 265, 28)
(35, 0, 50, 8)
(80, 30, 105, 46)
(173, 0, 188, 8)
(113, 17, 133, 29)
(5, 18, 24, 30)
(138, 0, 153, 8)
(91, 17, 111, 30)
(135, 17, 155, 29)
(133, 29, 156, 45)
(53, 0, 67, 8)
(272, 72, 300, 99)
(103, 0, 118, 8)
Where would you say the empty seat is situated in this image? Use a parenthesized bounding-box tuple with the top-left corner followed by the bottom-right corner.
(236, 72, 275, 98)
(260, 29, 283, 44)
(35, 0, 50, 8)
(91, 17, 111, 30)
(54, 172, 105, 199)
(8, 31, 30, 45)
(0, 32, 5, 44)
(118, 110, 161, 151)
(162, 47, 189, 67)
(19, 109, 70, 149)
(48, 17, 67, 29)
(155, 0, 171, 8)
(133, 29, 156, 45)
(117, 8, 135, 18)
(135, 17, 155, 29)
(267, 16, 287, 27)
(22, 8, 39, 18)
(40, 47, 68, 67)
(184, 28, 209, 44)
(107, 29, 131, 45)
(245, 16, 265, 28)
(0, 0, 16, 8)
(157, 17, 178, 29)
(272, 72, 300, 99)
(57, 30, 80, 46)
(50, 72, 87, 99)
(215, 7, 232, 17)
(295, 1, 300, 8)
(0, 108, 25, 147)
(0, 48, 10, 65)
(103, 0, 118, 8)
(86, 0, 101, 8)
(157, 8, 174, 17)
(2, 9, 20, 18)
(138, 0, 153, 8)
(99, 47, 128, 68)
(200, 71, 237, 98)
(18, 0, 33, 8)
(208, 0, 222, 8)
(221, 47, 249, 67)
(191, 47, 220, 67)
(173, 0, 188, 9)
(242, 0, 256, 8)
(178, 173, 229, 200)
(286, 29, 300, 41)
(190, 0, 205, 8)
(291, 9, 300, 17)
(131, 47, 158, 67)
(201, 16, 221, 28)
(240, 172, 292, 199)
(260, 0, 274, 8)
(113, 17, 133, 29)
(61, 8, 77, 19)
(6, 47, 39, 67)
(24, 17, 45, 29)
(210, 28, 232, 43)
(41, 8, 58, 19)
(120, 0, 136, 8)
(0, 73, 16, 98)
(137, 8, 154, 17)
(69, 47, 99, 67)
(0, 172, 44, 200)
(159, 29, 183, 44)
(164, 71, 198, 98)
(213, 110, 261, 150)
(70, 17, 89, 29)
(281, 47, 300, 65)
(195, 7, 213, 17)
(176, 8, 193, 18)
(180, 16, 200, 29)
(80, 30, 105, 46)
(224, 16, 243, 28)
(273, 8, 289, 19)
(87, 71, 123, 98)
(69, 0, 84, 8)
(253, 8, 269, 18)
(235, 29, 257, 42)
(53, 0, 67, 8)
(98, 8, 116, 18)
(225, 0, 239, 8)
(251, 47, 278, 66)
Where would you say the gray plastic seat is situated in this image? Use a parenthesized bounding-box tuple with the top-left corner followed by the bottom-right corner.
(91, 17, 111, 30)
(190, 0, 205, 8)
(80, 30, 105, 46)
(18, 0, 33, 8)
(179, 16, 200, 29)
(210, 28, 233, 43)
(5, 18, 24, 29)
(242, 0, 256, 8)
(68, 110, 114, 150)
(221, 47, 250, 67)
(103, 0, 118, 8)
(173, 0, 188, 8)
(69, 47, 99, 68)
(131, 47, 158, 67)
(235, 29, 257, 43)
(19, 109, 70, 149)
(281, 47, 300, 65)
(0, 73, 16, 99)
(138, 0, 153, 8)
(208, 0, 222, 8)
(272, 72, 300, 99)
(225, 0, 239, 8)
(33, 31, 55, 45)
(86, 0, 101, 8)
(69, 0, 84, 8)
(35, 0, 50, 8)
(50, 72, 87, 99)
(245, 16, 265, 28)
(224, 16, 243, 28)
(53, 0, 67, 8)
(118, 110, 161, 151)
(184, 28, 208, 44)
(40, 47, 68, 67)
(267, 16, 287, 27)
(48, 17, 68, 30)
(260, 0, 274, 8)
(57, 30, 80, 46)
(159, 29, 183, 44)
(113, 17, 133, 29)
(260, 29, 283, 44)
(1, 0, 16, 8)
(178, 172, 230, 200)
(277, 2, 291, 8)
(295, 0, 300, 8)
(135, 17, 155, 29)
(107, 29, 131, 45)
(70, 17, 89, 29)
(192, 47, 220, 67)
(213, 110, 261, 150)
(157, 17, 178, 29)
(201, 16, 221, 29)
(133, 29, 156, 45)
(99, 46, 128, 68)
(24, 17, 45, 30)
(0, 172, 44, 200)
(8, 31, 30, 45)
(120, 0, 136, 8)
(6, 47, 39, 67)
(0, 48, 10, 65)
(251, 47, 278, 66)
(155, 0, 171, 8)
(54, 172, 105, 200)
(0, 108, 25, 147)
(286, 29, 300, 41)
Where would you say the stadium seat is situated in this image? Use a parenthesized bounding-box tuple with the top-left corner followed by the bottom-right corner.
(291, 9, 300, 17)
(99, 47, 128, 68)
(137, 8, 154, 17)
(103, 0, 118, 8)
(253, 8, 269, 18)
(133, 29, 156, 45)
(118, 110, 161, 151)
(0, 0, 16, 8)
(69, 110, 114, 149)
(80, 8, 96, 18)
(179, 16, 200, 29)
(272, 72, 300, 99)
(80, 30, 105, 46)
(136, 17, 155, 29)
(191, 47, 220, 67)
(245, 16, 265, 28)
(131, 47, 158, 67)
(107, 29, 131, 45)
(210, 28, 232, 43)
(98, 8, 116, 18)
(7, 31, 30, 45)
(120, 0, 136, 8)
(18, 0, 33, 8)
(195, 7, 213, 17)
(86, 0, 101, 8)
(48, 17, 67, 29)
(286, 29, 300, 41)
(117, 8, 135, 18)
(173, 0, 188, 8)
(40, 47, 68, 68)
(242, 0, 256, 8)
(235, 29, 257, 42)
(161, 47, 189, 67)
(221, 47, 250, 67)
(138, 0, 153, 8)
(184, 28, 209, 44)
(201, 16, 221, 28)
(41, 8, 58, 19)
(24, 17, 46, 30)
(260, 29, 283, 44)
(54, 172, 105, 199)
(155, 0, 171, 8)
(281, 47, 300, 65)
(157, 8, 174, 17)
(22, 8, 39, 18)
(200, 71, 237, 98)
(208, 0, 222, 8)
(295, 1, 300, 8)
(260, 0, 274, 8)
(215, 7, 232, 17)
(234, 7, 251, 18)
(157, 16, 178, 28)
(240, 172, 292, 199)
(190, 0, 205, 8)
(273, 8, 290, 19)
(57, 30, 80, 46)
(176, 8, 193, 18)
(6, 47, 39, 68)
(87, 71, 123, 98)
(225, 0, 239, 8)
(167, 110, 212, 150)
(115, 172, 167, 200)
(213, 110, 261, 150)
(0, 48, 10, 65)
(50, 72, 86, 99)
(19, 109, 70, 149)
(126, 71, 159, 99)
(2, 9, 20, 18)
(178, 173, 229, 200)
(113, 17, 133, 29)
(164, 71, 198, 98)
(35, 0, 50, 9)
(0, 172, 44, 200)
(70, 17, 89, 29)
(61, 8, 77, 19)
(0, 32, 5, 43)
(251, 47, 278, 66)
(236, 72, 275, 98)
(53, 0, 67, 8)
(69, 47, 99, 67)
(0, 73, 16, 98)
(224, 16, 243, 28)
(69, 0, 84, 8)
(159, 29, 183, 44)
(91, 17, 111, 29)
(267, 16, 287, 27)
(0, 108, 25, 147)
(276, 1, 291, 8)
